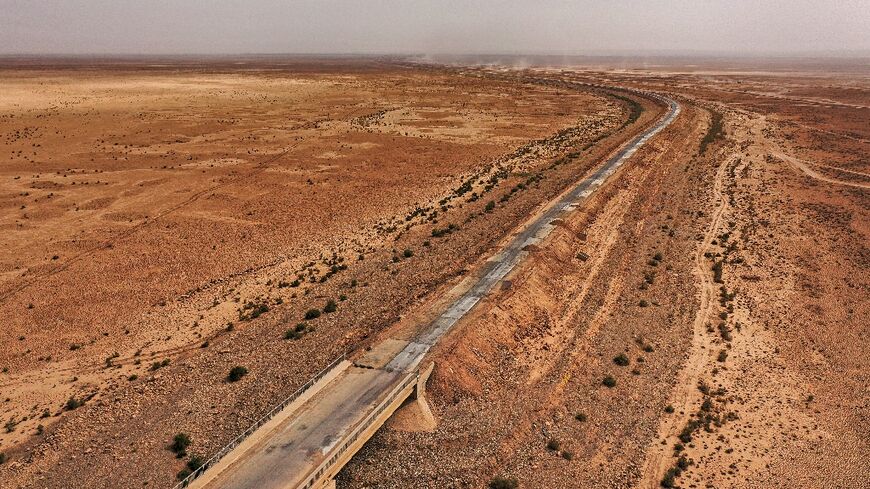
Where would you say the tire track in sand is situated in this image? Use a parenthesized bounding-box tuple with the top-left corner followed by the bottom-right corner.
(772, 151, 870, 190)
(637, 133, 734, 488)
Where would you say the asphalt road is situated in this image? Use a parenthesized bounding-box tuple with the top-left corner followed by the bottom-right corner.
(197, 90, 680, 489)
(200, 368, 403, 489)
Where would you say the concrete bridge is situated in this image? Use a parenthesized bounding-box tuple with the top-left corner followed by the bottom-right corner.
(298, 361, 435, 489)
(184, 345, 434, 489)
(177, 87, 680, 489)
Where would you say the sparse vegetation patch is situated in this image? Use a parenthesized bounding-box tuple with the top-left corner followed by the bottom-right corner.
(227, 366, 248, 382)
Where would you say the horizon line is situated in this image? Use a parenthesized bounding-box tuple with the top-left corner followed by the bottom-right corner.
(0, 50, 869, 59)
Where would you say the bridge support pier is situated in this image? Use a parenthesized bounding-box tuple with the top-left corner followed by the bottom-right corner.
(387, 362, 437, 432)
(410, 362, 437, 431)
(324, 363, 437, 489)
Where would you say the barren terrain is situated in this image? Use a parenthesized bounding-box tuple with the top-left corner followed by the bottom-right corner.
(0, 57, 867, 489)
(341, 65, 870, 488)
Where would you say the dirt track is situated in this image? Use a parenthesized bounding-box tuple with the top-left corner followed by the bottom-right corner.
(638, 127, 734, 487)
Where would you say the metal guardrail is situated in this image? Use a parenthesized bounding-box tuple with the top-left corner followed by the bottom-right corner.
(298, 369, 421, 489)
(174, 352, 347, 488)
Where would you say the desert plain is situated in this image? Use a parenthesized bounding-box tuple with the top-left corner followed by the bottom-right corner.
(0, 56, 867, 489)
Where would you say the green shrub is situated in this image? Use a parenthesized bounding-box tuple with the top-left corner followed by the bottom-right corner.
(323, 300, 337, 314)
(403, 248, 413, 258)
(227, 366, 248, 382)
(285, 323, 309, 340)
(613, 353, 630, 366)
(661, 467, 678, 488)
(170, 433, 191, 456)
(699, 110, 725, 155)
(304, 308, 321, 320)
(562, 450, 573, 460)
(431, 223, 456, 238)
(712, 260, 724, 283)
(284, 329, 301, 340)
(639, 300, 649, 307)
(489, 477, 518, 489)
(678, 428, 693, 444)
(65, 397, 83, 411)
(677, 455, 690, 470)
(150, 358, 171, 371)
(546, 438, 561, 451)
(602, 375, 617, 388)
(485, 201, 496, 212)
(718, 322, 732, 341)
(574, 412, 587, 422)
(187, 454, 204, 471)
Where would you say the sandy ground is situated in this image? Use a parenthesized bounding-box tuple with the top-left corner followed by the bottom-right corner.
(339, 67, 869, 489)
(0, 58, 867, 489)
(0, 58, 638, 487)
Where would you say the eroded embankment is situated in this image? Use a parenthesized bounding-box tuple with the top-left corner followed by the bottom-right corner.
(338, 98, 721, 488)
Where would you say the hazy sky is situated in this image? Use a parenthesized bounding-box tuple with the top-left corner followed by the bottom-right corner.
(1, 0, 868, 55)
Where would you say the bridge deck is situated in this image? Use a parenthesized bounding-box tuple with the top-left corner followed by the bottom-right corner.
(198, 366, 404, 489)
